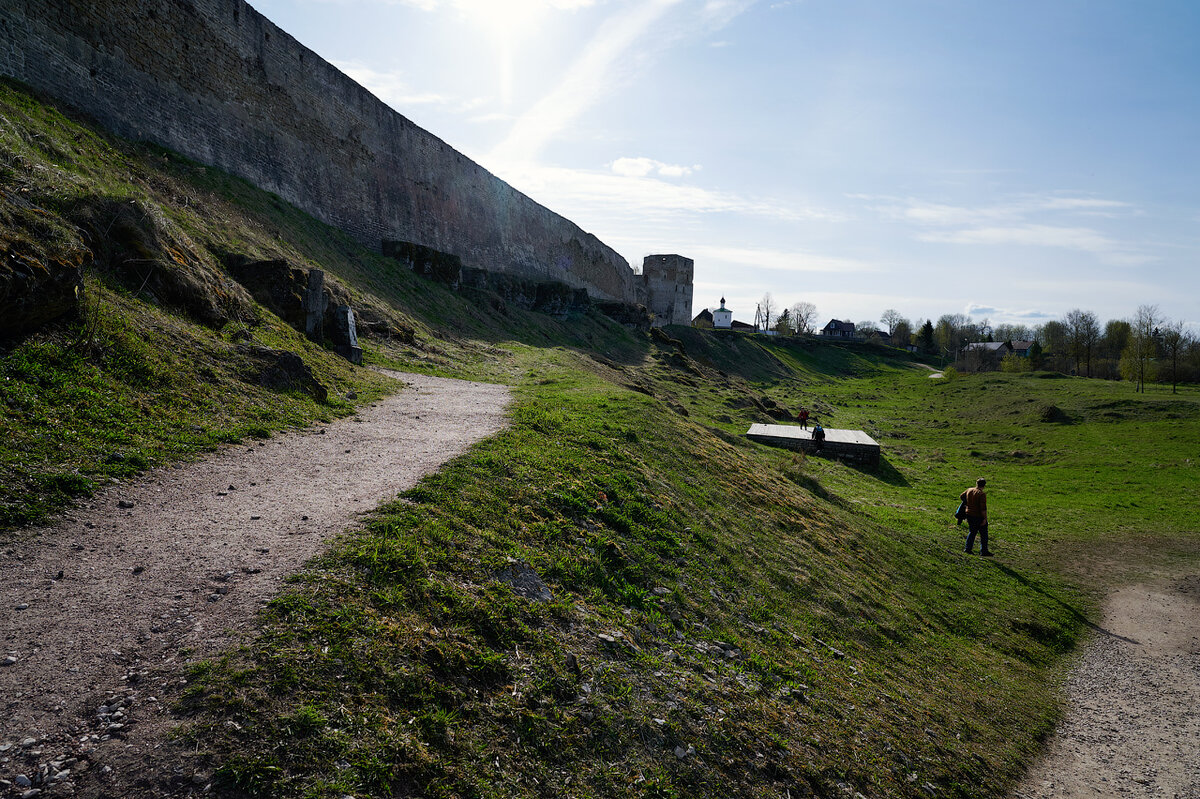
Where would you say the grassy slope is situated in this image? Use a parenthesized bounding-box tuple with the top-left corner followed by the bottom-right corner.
(3, 82, 1198, 798)
(0, 77, 503, 527)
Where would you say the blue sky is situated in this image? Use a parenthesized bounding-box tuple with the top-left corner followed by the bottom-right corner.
(249, 0, 1200, 331)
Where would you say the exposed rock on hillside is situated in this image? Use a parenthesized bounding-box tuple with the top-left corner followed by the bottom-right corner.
(67, 196, 259, 328)
(225, 256, 416, 344)
(459, 268, 590, 318)
(384, 239, 593, 318)
(237, 344, 328, 402)
(0, 189, 87, 338)
(594, 300, 652, 331)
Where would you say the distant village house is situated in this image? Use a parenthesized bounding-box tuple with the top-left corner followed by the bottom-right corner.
(820, 319, 856, 338)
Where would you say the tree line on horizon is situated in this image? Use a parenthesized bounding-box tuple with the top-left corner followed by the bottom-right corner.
(754, 295, 1198, 391)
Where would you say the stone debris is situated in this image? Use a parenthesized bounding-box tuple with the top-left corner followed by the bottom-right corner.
(493, 558, 552, 603)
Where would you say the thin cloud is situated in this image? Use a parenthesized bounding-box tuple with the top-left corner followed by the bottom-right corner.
(916, 224, 1153, 266)
(489, 0, 682, 165)
(688, 242, 876, 274)
(490, 0, 754, 165)
(611, 156, 699, 178)
(468, 112, 517, 124)
(700, 0, 757, 27)
(310, 0, 440, 11)
(966, 304, 999, 316)
(861, 192, 1149, 265)
(494, 162, 840, 228)
(917, 224, 1117, 253)
(865, 192, 1135, 227)
(333, 61, 449, 108)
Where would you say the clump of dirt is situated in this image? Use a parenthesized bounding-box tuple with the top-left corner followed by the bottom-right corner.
(1035, 403, 1071, 423)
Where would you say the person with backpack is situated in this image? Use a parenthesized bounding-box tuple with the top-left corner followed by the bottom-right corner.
(811, 422, 825, 452)
(960, 478, 991, 556)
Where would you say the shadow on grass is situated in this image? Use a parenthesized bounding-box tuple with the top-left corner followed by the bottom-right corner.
(992, 562, 1140, 646)
(784, 470, 852, 511)
(845, 455, 910, 487)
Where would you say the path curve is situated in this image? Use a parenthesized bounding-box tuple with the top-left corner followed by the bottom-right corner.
(0, 371, 510, 795)
(1013, 575, 1200, 799)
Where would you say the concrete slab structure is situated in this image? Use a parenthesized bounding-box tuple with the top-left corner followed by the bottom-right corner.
(744, 424, 881, 466)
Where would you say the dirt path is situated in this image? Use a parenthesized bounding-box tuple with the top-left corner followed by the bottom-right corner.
(0, 371, 509, 797)
(1013, 575, 1200, 799)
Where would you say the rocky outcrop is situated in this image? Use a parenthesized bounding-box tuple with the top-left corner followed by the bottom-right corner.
(384, 239, 594, 319)
(0, 189, 87, 339)
(224, 257, 415, 346)
(67, 196, 258, 328)
(459, 268, 591, 319)
(236, 344, 328, 402)
(595, 301, 652, 332)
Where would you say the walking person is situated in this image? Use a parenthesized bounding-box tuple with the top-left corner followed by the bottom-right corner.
(797, 407, 809, 429)
(811, 421, 825, 453)
(960, 478, 991, 556)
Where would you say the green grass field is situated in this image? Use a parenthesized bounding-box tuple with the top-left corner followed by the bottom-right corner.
(3, 80, 1198, 798)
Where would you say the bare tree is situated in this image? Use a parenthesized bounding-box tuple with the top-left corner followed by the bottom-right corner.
(934, 314, 972, 360)
(1120, 304, 1160, 392)
(994, 323, 1033, 342)
(790, 301, 817, 335)
(758, 293, 775, 332)
(1065, 309, 1100, 377)
(880, 308, 904, 337)
(1158, 320, 1191, 393)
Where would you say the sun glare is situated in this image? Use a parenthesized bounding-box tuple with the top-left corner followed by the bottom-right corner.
(453, 0, 555, 104)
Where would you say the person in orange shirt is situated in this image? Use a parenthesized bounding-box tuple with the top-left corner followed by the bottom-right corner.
(960, 478, 991, 556)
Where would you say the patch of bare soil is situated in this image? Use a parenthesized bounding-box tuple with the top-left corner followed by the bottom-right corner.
(0, 371, 509, 797)
(1013, 575, 1200, 799)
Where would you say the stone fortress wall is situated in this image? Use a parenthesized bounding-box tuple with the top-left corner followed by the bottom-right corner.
(640, 255, 694, 328)
(0, 0, 692, 309)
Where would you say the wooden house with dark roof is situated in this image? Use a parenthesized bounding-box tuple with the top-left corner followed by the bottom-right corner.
(1010, 340, 1035, 357)
(820, 319, 857, 338)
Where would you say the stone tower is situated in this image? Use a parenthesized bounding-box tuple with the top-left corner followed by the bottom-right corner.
(639, 255, 694, 328)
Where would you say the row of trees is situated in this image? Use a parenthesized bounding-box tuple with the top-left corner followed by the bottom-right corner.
(751, 295, 1198, 390)
(757, 294, 819, 335)
(885, 304, 1198, 391)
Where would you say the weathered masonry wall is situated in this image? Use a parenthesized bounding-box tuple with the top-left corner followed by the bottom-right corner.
(640, 254, 694, 327)
(0, 0, 637, 302)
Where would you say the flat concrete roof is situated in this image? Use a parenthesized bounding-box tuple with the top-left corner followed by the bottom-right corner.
(745, 424, 879, 447)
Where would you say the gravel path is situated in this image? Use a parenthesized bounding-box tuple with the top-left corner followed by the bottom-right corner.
(1013, 574, 1200, 799)
(0, 371, 509, 797)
